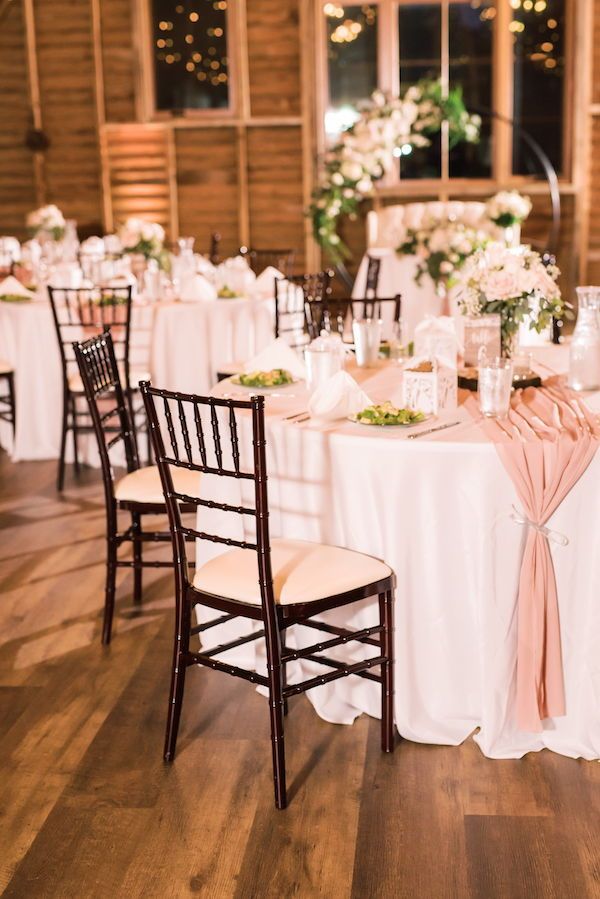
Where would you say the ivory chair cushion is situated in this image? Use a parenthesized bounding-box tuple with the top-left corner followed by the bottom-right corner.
(0, 359, 13, 375)
(114, 465, 200, 505)
(68, 367, 151, 394)
(193, 538, 392, 606)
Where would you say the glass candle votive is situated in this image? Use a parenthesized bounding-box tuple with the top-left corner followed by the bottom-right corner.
(478, 357, 513, 419)
(463, 314, 501, 367)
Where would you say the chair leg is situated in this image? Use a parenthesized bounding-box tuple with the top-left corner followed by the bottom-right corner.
(7, 371, 15, 437)
(379, 589, 395, 753)
(267, 657, 287, 809)
(163, 653, 187, 762)
(282, 659, 289, 717)
(71, 395, 80, 475)
(131, 512, 143, 605)
(102, 536, 118, 645)
(57, 387, 69, 491)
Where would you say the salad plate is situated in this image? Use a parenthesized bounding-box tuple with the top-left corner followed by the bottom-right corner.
(230, 369, 299, 390)
(348, 402, 430, 428)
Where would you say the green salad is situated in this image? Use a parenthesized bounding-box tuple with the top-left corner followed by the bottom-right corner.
(354, 402, 426, 427)
(0, 293, 31, 303)
(217, 285, 239, 299)
(233, 368, 294, 388)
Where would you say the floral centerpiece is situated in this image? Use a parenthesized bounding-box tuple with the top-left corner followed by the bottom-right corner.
(456, 242, 565, 357)
(486, 190, 532, 229)
(118, 217, 168, 269)
(26, 204, 66, 241)
(309, 80, 481, 262)
(397, 221, 488, 294)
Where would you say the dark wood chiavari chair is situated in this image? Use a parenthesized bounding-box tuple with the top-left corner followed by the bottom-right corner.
(47, 284, 149, 491)
(365, 254, 382, 298)
(305, 294, 402, 341)
(209, 232, 221, 265)
(73, 331, 197, 644)
(239, 246, 295, 278)
(274, 270, 334, 349)
(0, 362, 16, 437)
(140, 383, 396, 809)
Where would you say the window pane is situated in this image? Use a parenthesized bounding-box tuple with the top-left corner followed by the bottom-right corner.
(151, 0, 229, 112)
(449, 1, 493, 178)
(398, 3, 441, 179)
(512, 0, 565, 175)
(325, 4, 378, 137)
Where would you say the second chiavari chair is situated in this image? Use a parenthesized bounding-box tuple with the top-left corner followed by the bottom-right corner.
(48, 284, 148, 490)
(274, 270, 334, 349)
(239, 246, 295, 278)
(0, 362, 16, 438)
(141, 383, 396, 809)
(73, 330, 196, 644)
(305, 294, 402, 341)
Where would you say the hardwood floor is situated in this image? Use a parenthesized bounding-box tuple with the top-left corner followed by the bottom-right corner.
(1, 453, 599, 899)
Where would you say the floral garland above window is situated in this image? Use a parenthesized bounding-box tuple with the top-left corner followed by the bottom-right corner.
(309, 79, 481, 263)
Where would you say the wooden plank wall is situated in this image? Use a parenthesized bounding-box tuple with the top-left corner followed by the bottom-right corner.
(0, 0, 596, 290)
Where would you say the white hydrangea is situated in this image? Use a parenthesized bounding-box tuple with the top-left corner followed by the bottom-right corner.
(26, 204, 66, 235)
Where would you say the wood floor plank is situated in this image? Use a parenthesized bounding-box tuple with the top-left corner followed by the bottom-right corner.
(2, 455, 600, 898)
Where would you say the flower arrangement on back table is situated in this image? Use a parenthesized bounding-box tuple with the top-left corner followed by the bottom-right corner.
(118, 217, 169, 270)
(309, 79, 481, 262)
(26, 204, 66, 241)
(456, 242, 566, 358)
(486, 190, 532, 229)
(397, 221, 489, 295)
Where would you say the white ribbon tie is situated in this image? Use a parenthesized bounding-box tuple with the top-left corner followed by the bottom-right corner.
(510, 506, 569, 547)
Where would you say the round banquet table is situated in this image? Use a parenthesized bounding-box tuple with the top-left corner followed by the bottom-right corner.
(195, 345, 600, 761)
(0, 294, 274, 462)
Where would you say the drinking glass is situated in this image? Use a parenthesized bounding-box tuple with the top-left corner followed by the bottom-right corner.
(352, 318, 382, 367)
(478, 357, 513, 419)
(463, 314, 501, 367)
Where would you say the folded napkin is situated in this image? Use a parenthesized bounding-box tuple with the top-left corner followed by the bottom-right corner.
(180, 273, 217, 302)
(216, 255, 256, 296)
(243, 337, 306, 379)
(80, 236, 106, 256)
(103, 234, 122, 255)
(308, 370, 372, 421)
(195, 254, 216, 278)
(252, 266, 284, 298)
(0, 275, 35, 300)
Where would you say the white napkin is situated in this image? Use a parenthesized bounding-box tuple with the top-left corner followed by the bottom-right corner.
(105, 272, 137, 289)
(308, 370, 372, 421)
(216, 255, 256, 296)
(414, 315, 460, 368)
(0, 275, 35, 299)
(252, 266, 284, 298)
(80, 236, 106, 256)
(243, 337, 306, 379)
(103, 234, 122, 254)
(195, 254, 216, 278)
(0, 236, 21, 262)
(180, 273, 217, 302)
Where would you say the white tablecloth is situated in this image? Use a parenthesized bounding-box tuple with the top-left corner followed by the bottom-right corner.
(0, 296, 274, 461)
(353, 249, 445, 341)
(194, 347, 600, 760)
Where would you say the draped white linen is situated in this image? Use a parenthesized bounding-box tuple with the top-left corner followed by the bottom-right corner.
(0, 295, 273, 461)
(195, 348, 600, 760)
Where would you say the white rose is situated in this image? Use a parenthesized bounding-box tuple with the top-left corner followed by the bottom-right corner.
(340, 161, 363, 182)
(331, 172, 344, 186)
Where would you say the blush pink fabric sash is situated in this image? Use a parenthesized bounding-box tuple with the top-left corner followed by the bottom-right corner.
(470, 382, 600, 732)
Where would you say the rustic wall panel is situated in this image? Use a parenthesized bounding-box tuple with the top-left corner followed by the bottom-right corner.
(32, 0, 103, 229)
(175, 127, 240, 258)
(105, 125, 171, 232)
(247, 126, 305, 268)
(246, 0, 301, 117)
(0, 0, 37, 237)
(100, 0, 137, 123)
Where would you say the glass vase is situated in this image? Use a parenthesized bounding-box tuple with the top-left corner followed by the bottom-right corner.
(568, 286, 600, 391)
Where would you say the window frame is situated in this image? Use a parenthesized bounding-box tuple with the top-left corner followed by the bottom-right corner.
(136, 0, 241, 122)
(315, 0, 574, 193)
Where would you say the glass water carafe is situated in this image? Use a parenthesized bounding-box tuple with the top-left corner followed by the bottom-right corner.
(569, 287, 600, 391)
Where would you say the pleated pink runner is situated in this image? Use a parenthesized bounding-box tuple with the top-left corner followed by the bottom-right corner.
(470, 381, 600, 732)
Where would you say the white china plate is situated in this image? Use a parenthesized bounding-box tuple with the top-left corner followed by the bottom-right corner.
(347, 412, 432, 428)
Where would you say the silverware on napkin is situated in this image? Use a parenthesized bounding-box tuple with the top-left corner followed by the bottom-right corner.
(407, 420, 463, 440)
(284, 410, 308, 421)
